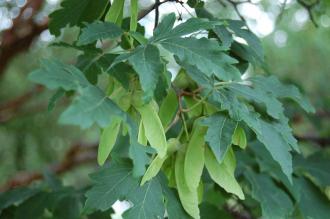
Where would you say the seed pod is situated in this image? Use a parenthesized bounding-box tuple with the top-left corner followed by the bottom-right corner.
(138, 120, 147, 145)
(204, 147, 245, 200)
(159, 89, 178, 129)
(175, 149, 200, 219)
(184, 124, 207, 191)
(135, 101, 167, 157)
(141, 138, 180, 185)
(232, 125, 247, 149)
(97, 118, 121, 165)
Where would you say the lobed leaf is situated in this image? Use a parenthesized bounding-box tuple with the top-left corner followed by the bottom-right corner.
(28, 59, 89, 91)
(161, 37, 240, 81)
(59, 85, 126, 129)
(49, 0, 108, 36)
(77, 21, 123, 46)
(244, 170, 293, 219)
(201, 113, 237, 163)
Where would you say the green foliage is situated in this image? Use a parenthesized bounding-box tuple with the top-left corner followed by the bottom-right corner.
(77, 21, 123, 46)
(204, 147, 244, 200)
(0, 175, 112, 219)
(244, 170, 294, 219)
(201, 113, 237, 162)
(49, 0, 109, 36)
(2, 2, 328, 219)
(85, 161, 187, 219)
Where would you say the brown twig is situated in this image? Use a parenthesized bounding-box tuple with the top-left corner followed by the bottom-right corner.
(0, 142, 98, 192)
(219, 0, 250, 30)
(0, 86, 43, 112)
(276, 0, 288, 24)
(295, 135, 330, 147)
(0, 0, 48, 77)
(297, 0, 320, 27)
(154, 0, 161, 29)
(0, 86, 44, 123)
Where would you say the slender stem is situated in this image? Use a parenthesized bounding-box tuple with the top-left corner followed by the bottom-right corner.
(181, 91, 212, 112)
(154, 0, 160, 29)
(181, 113, 189, 139)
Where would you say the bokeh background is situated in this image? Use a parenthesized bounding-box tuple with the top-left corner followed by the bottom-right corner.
(0, 0, 329, 210)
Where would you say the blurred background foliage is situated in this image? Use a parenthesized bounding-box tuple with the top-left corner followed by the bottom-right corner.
(0, 0, 329, 199)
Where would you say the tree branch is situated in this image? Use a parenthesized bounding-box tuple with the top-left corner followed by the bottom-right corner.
(295, 135, 330, 147)
(297, 0, 320, 27)
(0, 86, 44, 123)
(0, 0, 48, 77)
(0, 142, 97, 192)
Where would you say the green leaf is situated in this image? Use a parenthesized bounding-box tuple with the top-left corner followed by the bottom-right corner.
(52, 195, 81, 219)
(293, 177, 330, 219)
(113, 44, 165, 101)
(123, 179, 164, 219)
(252, 120, 293, 182)
(249, 75, 315, 113)
(129, 143, 150, 177)
(141, 155, 167, 185)
(107, 62, 135, 90)
(213, 25, 233, 50)
(14, 192, 50, 219)
(85, 162, 138, 211)
(59, 85, 126, 129)
(184, 124, 207, 191)
(85, 162, 166, 218)
(28, 59, 89, 91)
(178, 61, 213, 89)
(77, 53, 117, 85)
(226, 82, 284, 119)
(204, 147, 244, 200)
(185, 96, 203, 118)
(161, 37, 240, 81)
(77, 21, 123, 46)
(10, 187, 82, 219)
(249, 141, 292, 191)
(152, 14, 220, 41)
(159, 174, 191, 219)
(200, 203, 234, 219)
(273, 116, 299, 152)
(105, 0, 125, 25)
(0, 187, 40, 214)
(210, 89, 293, 181)
(228, 20, 264, 64)
(129, 31, 148, 45)
(232, 125, 247, 149)
(49, 0, 109, 36)
(140, 137, 179, 185)
(98, 118, 122, 165)
(175, 150, 200, 219)
(135, 101, 167, 158)
(244, 170, 294, 219)
(294, 151, 330, 188)
(201, 113, 237, 163)
(48, 89, 65, 112)
(153, 13, 176, 40)
(130, 0, 138, 32)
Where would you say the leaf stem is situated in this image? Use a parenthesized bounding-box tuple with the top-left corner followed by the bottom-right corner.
(180, 113, 189, 139)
